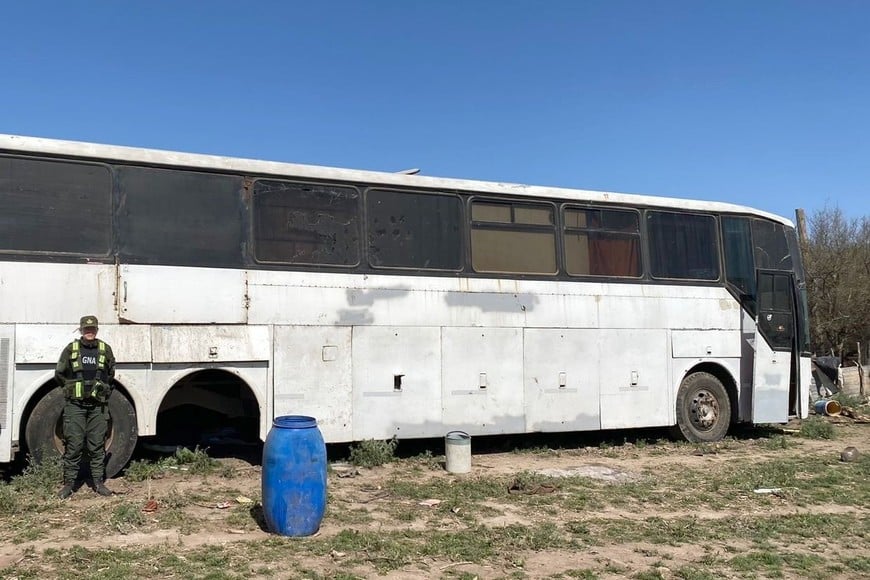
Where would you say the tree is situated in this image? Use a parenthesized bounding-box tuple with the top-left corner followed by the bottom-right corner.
(803, 207, 870, 361)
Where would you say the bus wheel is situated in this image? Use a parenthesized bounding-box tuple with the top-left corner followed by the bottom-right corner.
(25, 388, 138, 479)
(674, 372, 731, 443)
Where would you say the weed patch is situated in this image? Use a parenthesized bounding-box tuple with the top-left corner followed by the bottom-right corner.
(800, 417, 835, 439)
(348, 437, 398, 467)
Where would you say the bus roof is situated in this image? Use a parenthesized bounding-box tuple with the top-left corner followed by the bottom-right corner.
(0, 133, 793, 227)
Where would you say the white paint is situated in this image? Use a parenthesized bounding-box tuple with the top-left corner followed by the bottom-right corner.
(523, 329, 600, 432)
(671, 330, 742, 358)
(0, 253, 798, 454)
(442, 327, 525, 435)
(120, 264, 247, 324)
(751, 327, 790, 424)
(273, 326, 352, 442)
(351, 326, 441, 439)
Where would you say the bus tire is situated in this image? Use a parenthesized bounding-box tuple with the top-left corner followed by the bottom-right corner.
(673, 372, 731, 443)
(25, 388, 138, 479)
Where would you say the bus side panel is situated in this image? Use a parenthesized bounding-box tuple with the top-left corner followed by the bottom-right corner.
(524, 328, 601, 432)
(352, 326, 441, 440)
(0, 326, 12, 462)
(273, 326, 353, 442)
(119, 264, 247, 324)
(0, 262, 116, 325)
(442, 327, 524, 435)
(599, 329, 670, 429)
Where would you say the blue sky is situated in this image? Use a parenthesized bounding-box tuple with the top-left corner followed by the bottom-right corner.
(2, 1, 867, 222)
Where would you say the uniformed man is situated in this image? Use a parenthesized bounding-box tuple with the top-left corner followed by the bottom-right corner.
(55, 315, 117, 499)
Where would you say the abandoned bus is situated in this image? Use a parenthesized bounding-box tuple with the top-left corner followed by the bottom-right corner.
(0, 134, 811, 476)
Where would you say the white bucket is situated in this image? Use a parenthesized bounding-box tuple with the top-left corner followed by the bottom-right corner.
(445, 431, 471, 474)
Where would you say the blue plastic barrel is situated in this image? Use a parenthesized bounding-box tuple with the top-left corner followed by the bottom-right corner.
(261, 415, 327, 536)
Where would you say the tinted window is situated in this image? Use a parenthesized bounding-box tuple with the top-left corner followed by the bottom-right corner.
(0, 155, 111, 255)
(366, 189, 461, 269)
(471, 200, 556, 274)
(254, 180, 359, 266)
(117, 166, 244, 267)
(722, 216, 756, 298)
(752, 219, 793, 270)
(563, 207, 640, 277)
(757, 271, 795, 350)
(648, 211, 719, 280)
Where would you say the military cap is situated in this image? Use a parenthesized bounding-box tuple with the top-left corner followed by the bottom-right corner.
(79, 315, 99, 330)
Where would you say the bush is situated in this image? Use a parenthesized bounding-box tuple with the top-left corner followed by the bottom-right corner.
(169, 446, 218, 475)
(13, 454, 63, 495)
(124, 446, 218, 482)
(831, 392, 868, 410)
(124, 459, 165, 482)
(799, 418, 835, 440)
(349, 437, 398, 467)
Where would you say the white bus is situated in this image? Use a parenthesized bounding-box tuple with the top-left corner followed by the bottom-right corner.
(0, 134, 811, 476)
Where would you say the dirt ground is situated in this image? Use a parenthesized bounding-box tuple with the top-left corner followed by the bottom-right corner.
(1, 420, 868, 579)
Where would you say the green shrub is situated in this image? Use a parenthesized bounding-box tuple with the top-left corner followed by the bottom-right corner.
(831, 392, 868, 410)
(168, 446, 218, 475)
(124, 446, 219, 481)
(12, 454, 63, 495)
(0, 484, 16, 515)
(349, 437, 398, 467)
(799, 418, 835, 440)
(111, 502, 146, 532)
(124, 459, 164, 482)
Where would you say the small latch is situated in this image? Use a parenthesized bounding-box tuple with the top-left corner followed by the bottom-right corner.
(394, 374, 404, 391)
(479, 372, 487, 389)
(558, 372, 567, 388)
(630, 371, 639, 386)
(208, 346, 218, 359)
(706, 346, 713, 355)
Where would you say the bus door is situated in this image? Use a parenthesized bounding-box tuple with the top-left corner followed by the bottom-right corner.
(752, 270, 798, 423)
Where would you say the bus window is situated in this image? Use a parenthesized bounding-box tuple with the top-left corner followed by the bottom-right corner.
(751, 219, 793, 270)
(471, 200, 556, 274)
(757, 271, 795, 350)
(648, 211, 719, 281)
(563, 207, 641, 277)
(253, 180, 360, 266)
(0, 155, 111, 256)
(722, 216, 756, 302)
(118, 166, 245, 267)
(366, 189, 461, 270)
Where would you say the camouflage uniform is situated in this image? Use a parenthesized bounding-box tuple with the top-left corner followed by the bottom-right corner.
(55, 315, 116, 498)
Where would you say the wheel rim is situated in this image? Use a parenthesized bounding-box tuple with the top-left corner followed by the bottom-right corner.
(689, 388, 720, 432)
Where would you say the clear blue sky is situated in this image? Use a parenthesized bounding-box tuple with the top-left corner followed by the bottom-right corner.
(2, 1, 867, 221)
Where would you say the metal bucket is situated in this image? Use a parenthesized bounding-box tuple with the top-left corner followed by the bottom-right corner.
(814, 399, 842, 416)
(445, 430, 471, 474)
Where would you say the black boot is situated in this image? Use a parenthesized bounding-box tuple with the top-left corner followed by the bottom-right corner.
(58, 483, 74, 499)
(94, 480, 113, 496)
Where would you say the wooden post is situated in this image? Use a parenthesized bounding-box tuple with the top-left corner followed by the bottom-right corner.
(795, 208, 809, 254)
